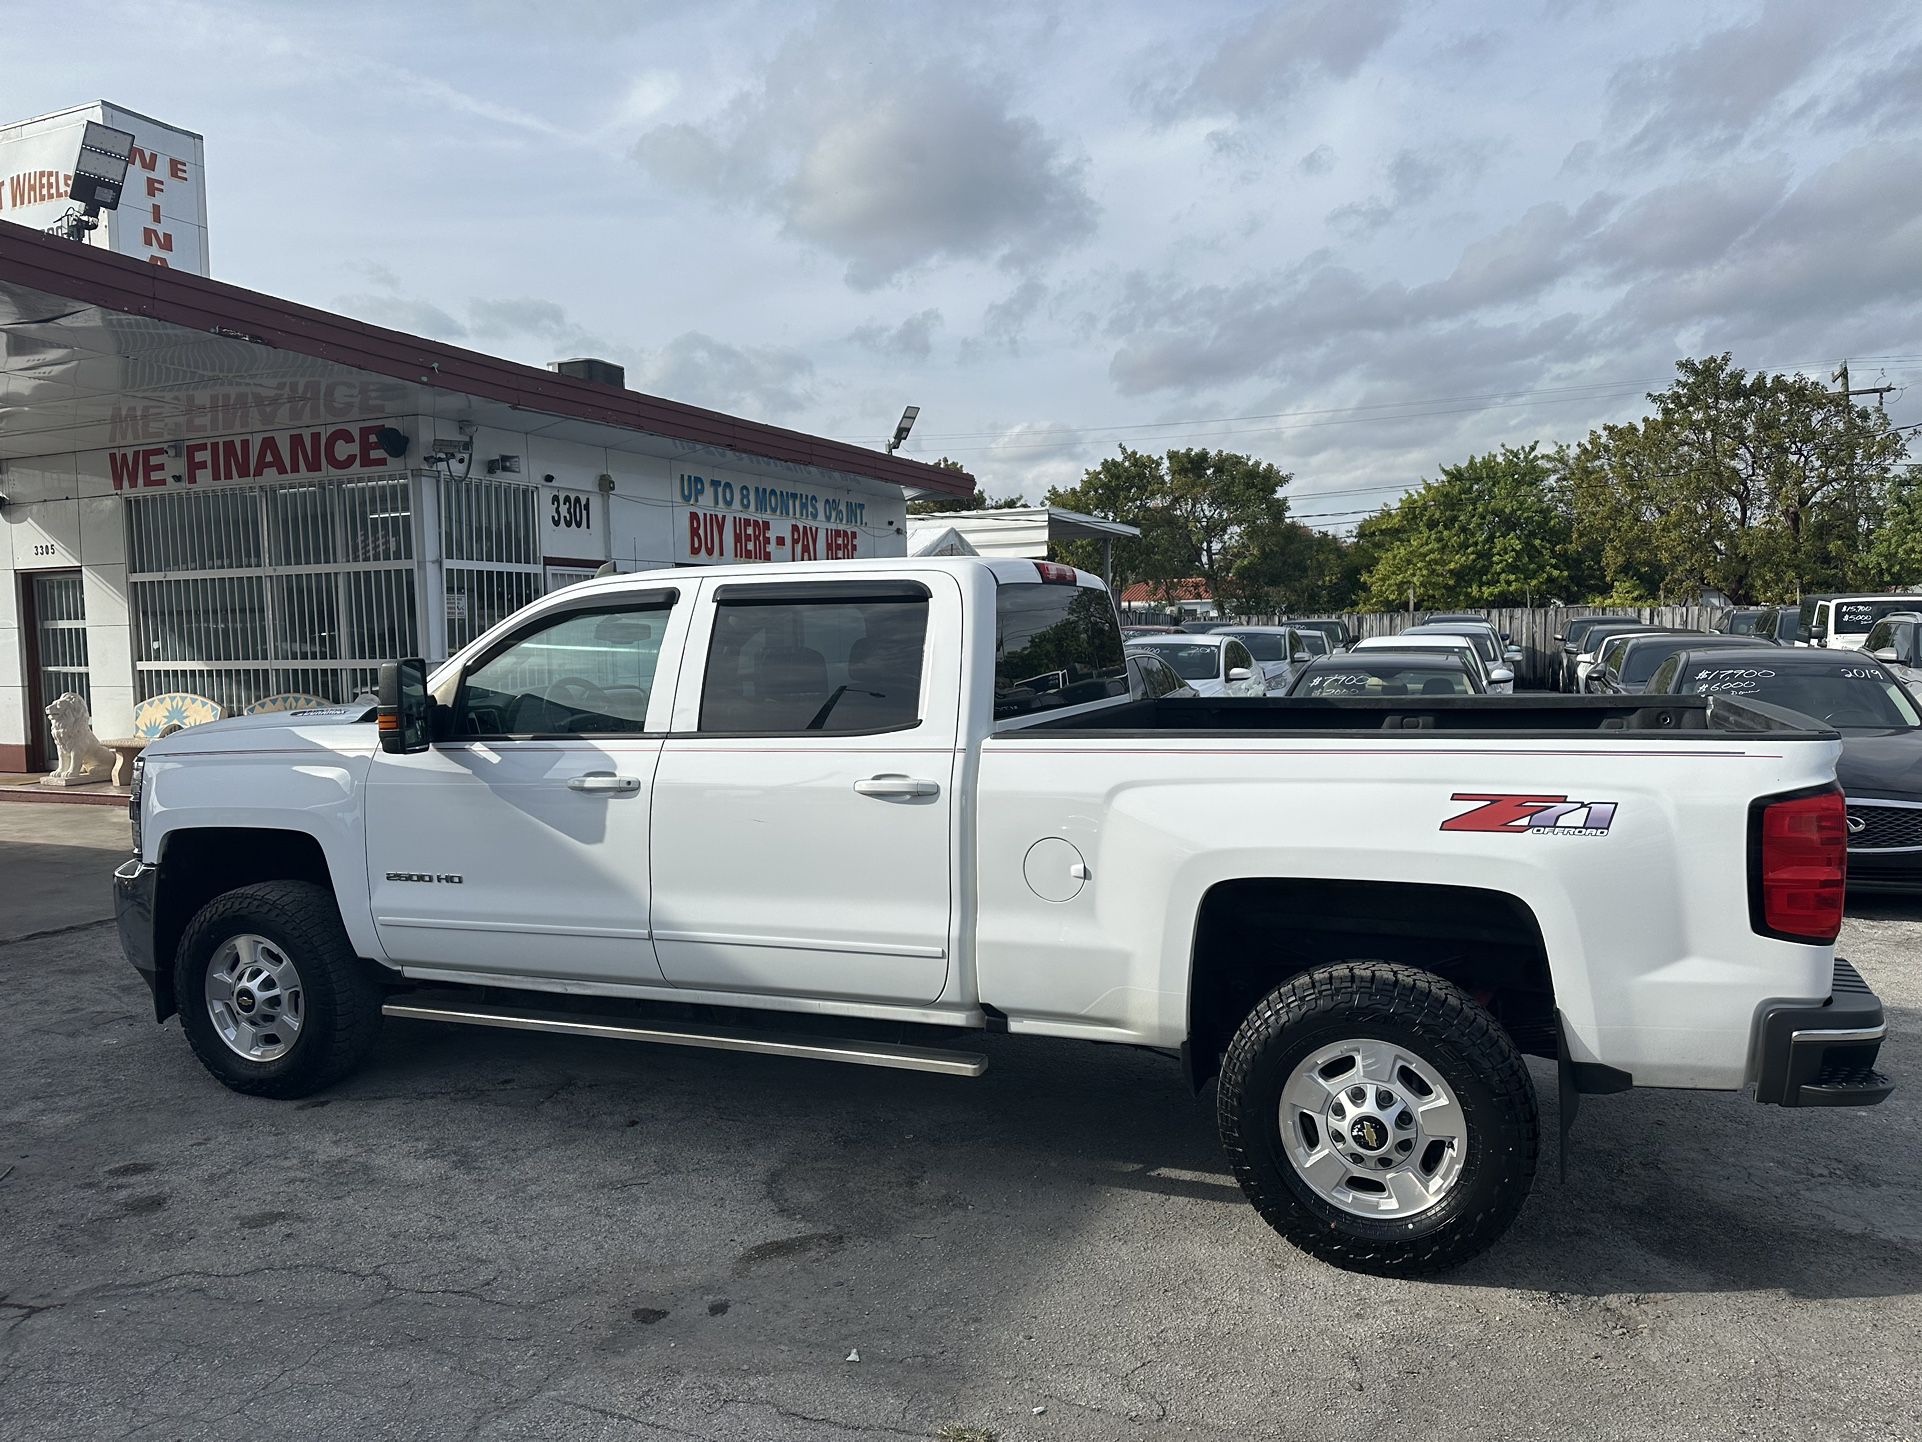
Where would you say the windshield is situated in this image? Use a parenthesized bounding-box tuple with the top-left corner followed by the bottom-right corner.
(1130, 641, 1220, 680)
(1724, 611, 1762, 635)
(1295, 665, 1473, 697)
(1679, 661, 1922, 729)
(1224, 630, 1288, 661)
(1833, 599, 1919, 634)
(1295, 630, 1331, 655)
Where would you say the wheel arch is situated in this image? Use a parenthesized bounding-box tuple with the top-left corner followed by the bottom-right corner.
(1185, 877, 1556, 1090)
(150, 826, 342, 1022)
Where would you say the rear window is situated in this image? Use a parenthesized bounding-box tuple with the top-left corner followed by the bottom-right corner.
(1678, 660, 1921, 729)
(1834, 599, 1916, 634)
(1128, 641, 1221, 680)
(1296, 664, 1472, 697)
(995, 582, 1130, 718)
(1224, 630, 1288, 661)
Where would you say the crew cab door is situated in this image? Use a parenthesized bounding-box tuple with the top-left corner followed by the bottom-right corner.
(363, 588, 688, 983)
(648, 574, 958, 1004)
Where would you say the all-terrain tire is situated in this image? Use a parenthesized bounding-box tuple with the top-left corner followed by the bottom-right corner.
(173, 881, 383, 1099)
(1217, 961, 1538, 1276)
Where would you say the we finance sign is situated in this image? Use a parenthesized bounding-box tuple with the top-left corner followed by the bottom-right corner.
(674, 470, 871, 564)
(109, 425, 401, 491)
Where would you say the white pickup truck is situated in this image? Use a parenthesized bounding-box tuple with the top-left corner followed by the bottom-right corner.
(115, 557, 1892, 1275)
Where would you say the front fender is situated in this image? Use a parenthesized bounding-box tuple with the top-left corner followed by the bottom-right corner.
(144, 750, 378, 958)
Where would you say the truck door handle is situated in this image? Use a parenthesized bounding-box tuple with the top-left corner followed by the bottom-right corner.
(566, 772, 642, 794)
(853, 775, 940, 798)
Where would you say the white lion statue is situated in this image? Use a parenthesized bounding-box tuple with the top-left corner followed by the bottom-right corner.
(44, 693, 115, 785)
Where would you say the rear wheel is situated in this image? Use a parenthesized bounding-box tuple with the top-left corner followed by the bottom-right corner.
(1217, 961, 1538, 1276)
(173, 881, 383, 1098)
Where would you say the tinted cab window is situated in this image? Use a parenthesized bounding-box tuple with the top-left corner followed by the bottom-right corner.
(701, 587, 927, 733)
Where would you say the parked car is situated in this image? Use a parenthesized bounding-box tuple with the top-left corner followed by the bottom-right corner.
(1285, 650, 1485, 697)
(1571, 619, 1669, 693)
(1215, 625, 1313, 692)
(1554, 616, 1625, 691)
(1126, 649, 1199, 699)
(1400, 623, 1516, 693)
(1581, 629, 1669, 692)
(1749, 604, 1803, 647)
(1863, 612, 1922, 691)
(1713, 606, 1770, 636)
(1648, 644, 1922, 891)
(1178, 620, 1226, 633)
(1423, 614, 1523, 660)
(1122, 625, 1181, 639)
(1587, 631, 1762, 695)
(1800, 594, 1922, 651)
(1351, 634, 1501, 692)
(116, 555, 1892, 1278)
(1124, 634, 1267, 697)
(1287, 617, 1353, 651)
(1291, 628, 1333, 658)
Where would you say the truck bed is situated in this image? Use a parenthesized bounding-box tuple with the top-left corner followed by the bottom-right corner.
(1012, 693, 1833, 737)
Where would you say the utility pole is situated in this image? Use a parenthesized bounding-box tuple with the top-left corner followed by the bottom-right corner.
(1834, 362, 1895, 409)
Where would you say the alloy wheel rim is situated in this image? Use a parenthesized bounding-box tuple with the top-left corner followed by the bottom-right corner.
(1277, 1036, 1466, 1219)
(204, 933, 304, 1063)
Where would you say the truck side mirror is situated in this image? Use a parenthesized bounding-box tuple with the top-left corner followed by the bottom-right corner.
(378, 658, 432, 754)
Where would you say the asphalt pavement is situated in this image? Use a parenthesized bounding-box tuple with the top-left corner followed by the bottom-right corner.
(1, 806, 1917, 1441)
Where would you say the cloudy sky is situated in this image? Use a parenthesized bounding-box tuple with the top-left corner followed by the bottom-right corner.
(19, 0, 1922, 525)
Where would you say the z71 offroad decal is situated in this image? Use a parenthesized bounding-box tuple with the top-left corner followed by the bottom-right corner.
(1441, 793, 1618, 837)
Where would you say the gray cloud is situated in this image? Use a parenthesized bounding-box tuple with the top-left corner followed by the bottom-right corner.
(632, 20, 1094, 289)
(848, 309, 943, 361)
(1149, 0, 1407, 122)
(1586, 163, 1789, 280)
(1610, 141, 1922, 338)
(1328, 144, 1490, 237)
(1296, 144, 1337, 177)
(1604, 0, 1838, 158)
(1808, 41, 1922, 131)
(628, 332, 815, 420)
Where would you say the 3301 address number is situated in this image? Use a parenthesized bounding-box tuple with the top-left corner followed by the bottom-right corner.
(551, 494, 592, 530)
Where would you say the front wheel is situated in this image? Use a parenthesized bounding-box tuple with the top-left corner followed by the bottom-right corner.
(173, 881, 384, 1098)
(1217, 961, 1539, 1276)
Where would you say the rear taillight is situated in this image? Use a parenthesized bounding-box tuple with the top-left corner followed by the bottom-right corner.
(1751, 788, 1847, 943)
(1034, 561, 1078, 585)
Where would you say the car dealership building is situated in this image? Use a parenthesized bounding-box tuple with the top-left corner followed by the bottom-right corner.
(0, 222, 971, 771)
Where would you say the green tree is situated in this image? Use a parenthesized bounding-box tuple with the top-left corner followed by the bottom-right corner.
(1232, 521, 1358, 613)
(1863, 467, 1922, 587)
(905, 457, 1026, 515)
(1358, 444, 1582, 609)
(1564, 355, 1908, 602)
(1046, 446, 1296, 609)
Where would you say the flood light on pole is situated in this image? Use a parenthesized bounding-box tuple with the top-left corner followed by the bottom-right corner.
(49, 122, 136, 243)
(887, 405, 921, 454)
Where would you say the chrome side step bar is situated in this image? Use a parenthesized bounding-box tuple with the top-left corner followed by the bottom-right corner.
(382, 1001, 988, 1077)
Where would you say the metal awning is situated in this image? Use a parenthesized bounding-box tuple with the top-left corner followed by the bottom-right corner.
(0, 220, 974, 500)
